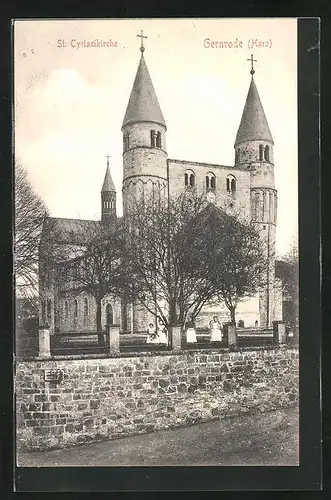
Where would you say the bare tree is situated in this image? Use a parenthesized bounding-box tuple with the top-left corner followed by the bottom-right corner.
(14, 161, 48, 298)
(57, 220, 126, 345)
(278, 239, 299, 331)
(192, 206, 271, 324)
(123, 193, 270, 330)
(122, 193, 222, 330)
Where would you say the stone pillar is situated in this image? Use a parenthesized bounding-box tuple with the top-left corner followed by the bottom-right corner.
(106, 325, 120, 355)
(273, 321, 286, 345)
(38, 326, 51, 358)
(224, 323, 237, 347)
(171, 326, 181, 351)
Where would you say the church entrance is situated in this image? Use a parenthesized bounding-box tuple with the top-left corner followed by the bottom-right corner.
(106, 304, 114, 326)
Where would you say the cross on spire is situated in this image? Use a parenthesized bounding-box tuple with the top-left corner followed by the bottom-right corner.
(247, 54, 257, 75)
(137, 30, 147, 53)
(106, 153, 111, 167)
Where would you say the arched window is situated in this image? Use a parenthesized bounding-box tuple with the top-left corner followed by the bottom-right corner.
(206, 172, 216, 190)
(64, 301, 69, 319)
(74, 299, 78, 318)
(226, 175, 236, 195)
(106, 304, 114, 326)
(84, 298, 89, 317)
(264, 145, 270, 162)
(185, 170, 195, 188)
(156, 131, 162, 148)
(150, 130, 156, 147)
(259, 144, 264, 161)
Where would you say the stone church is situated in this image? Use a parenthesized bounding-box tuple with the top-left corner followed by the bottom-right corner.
(39, 42, 283, 334)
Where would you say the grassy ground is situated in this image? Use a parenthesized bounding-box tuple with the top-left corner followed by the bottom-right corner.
(17, 405, 299, 467)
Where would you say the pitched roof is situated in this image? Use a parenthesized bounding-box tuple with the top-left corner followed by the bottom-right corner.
(235, 77, 273, 146)
(122, 53, 166, 129)
(41, 217, 100, 244)
(101, 164, 116, 192)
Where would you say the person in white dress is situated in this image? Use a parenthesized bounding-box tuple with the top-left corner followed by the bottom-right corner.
(157, 320, 168, 345)
(185, 315, 197, 343)
(209, 316, 222, 342)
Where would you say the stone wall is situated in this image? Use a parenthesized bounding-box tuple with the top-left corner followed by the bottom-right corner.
(16, 347, 299, 452)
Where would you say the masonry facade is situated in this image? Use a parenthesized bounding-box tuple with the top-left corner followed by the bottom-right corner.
(39, 45, 283, 334)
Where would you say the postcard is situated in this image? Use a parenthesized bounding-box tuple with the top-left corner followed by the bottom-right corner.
(13, 17, 320, 490)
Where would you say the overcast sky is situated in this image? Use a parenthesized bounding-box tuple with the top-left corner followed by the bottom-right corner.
(14, 18, 297, 256)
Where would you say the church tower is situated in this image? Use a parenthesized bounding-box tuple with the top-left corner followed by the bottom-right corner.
(101, 155, 116, 224)
(234, 56, 278, 328)
(121, 33, 168, 333)
(121, 33, 168, 216)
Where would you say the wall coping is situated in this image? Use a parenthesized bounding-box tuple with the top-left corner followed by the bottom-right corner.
(16, 344, 298, 363)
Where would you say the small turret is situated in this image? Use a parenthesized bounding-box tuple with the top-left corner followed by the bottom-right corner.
(101, 155, 116, 224)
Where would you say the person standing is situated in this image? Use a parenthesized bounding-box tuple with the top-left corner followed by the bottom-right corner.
(209, 316, 222, 342)
(185, 315, 197, 343)
(157, 319, 168, 344)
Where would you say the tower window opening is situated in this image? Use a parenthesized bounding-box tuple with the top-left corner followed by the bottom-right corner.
(264, 145, 270, 162)
(210, 176, 216, 189)
(156, 131, 162, 148)
(150, 130, 156, 147)
(84, 298, 89, 317)
(123, 133, 129, 151)
(259, 144, 264, 161)
(184, 173, 188, 186)
(206, 176, 210, 189)
(64, 301, 69, 319)
(74, 299, 78, 318)
(235, 148, 240, 164)
(189, 173, 195, 187)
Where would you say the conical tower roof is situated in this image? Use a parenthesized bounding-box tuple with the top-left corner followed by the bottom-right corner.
(101, 162, 116, 192)
(235, 76, 273, 146)
(122, 53, 166, 129)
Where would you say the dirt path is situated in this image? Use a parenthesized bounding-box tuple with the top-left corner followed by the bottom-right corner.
(17, 405, 299, 467)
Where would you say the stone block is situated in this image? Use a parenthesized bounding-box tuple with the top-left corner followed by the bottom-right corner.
(106, 325, 120, 355)
(273, 321, 286, 344)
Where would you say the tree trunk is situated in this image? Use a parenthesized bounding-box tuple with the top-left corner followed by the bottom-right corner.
(229, 306, 236, 325)
(168, 300, 178, 349)
(96, 297, 105, 346)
